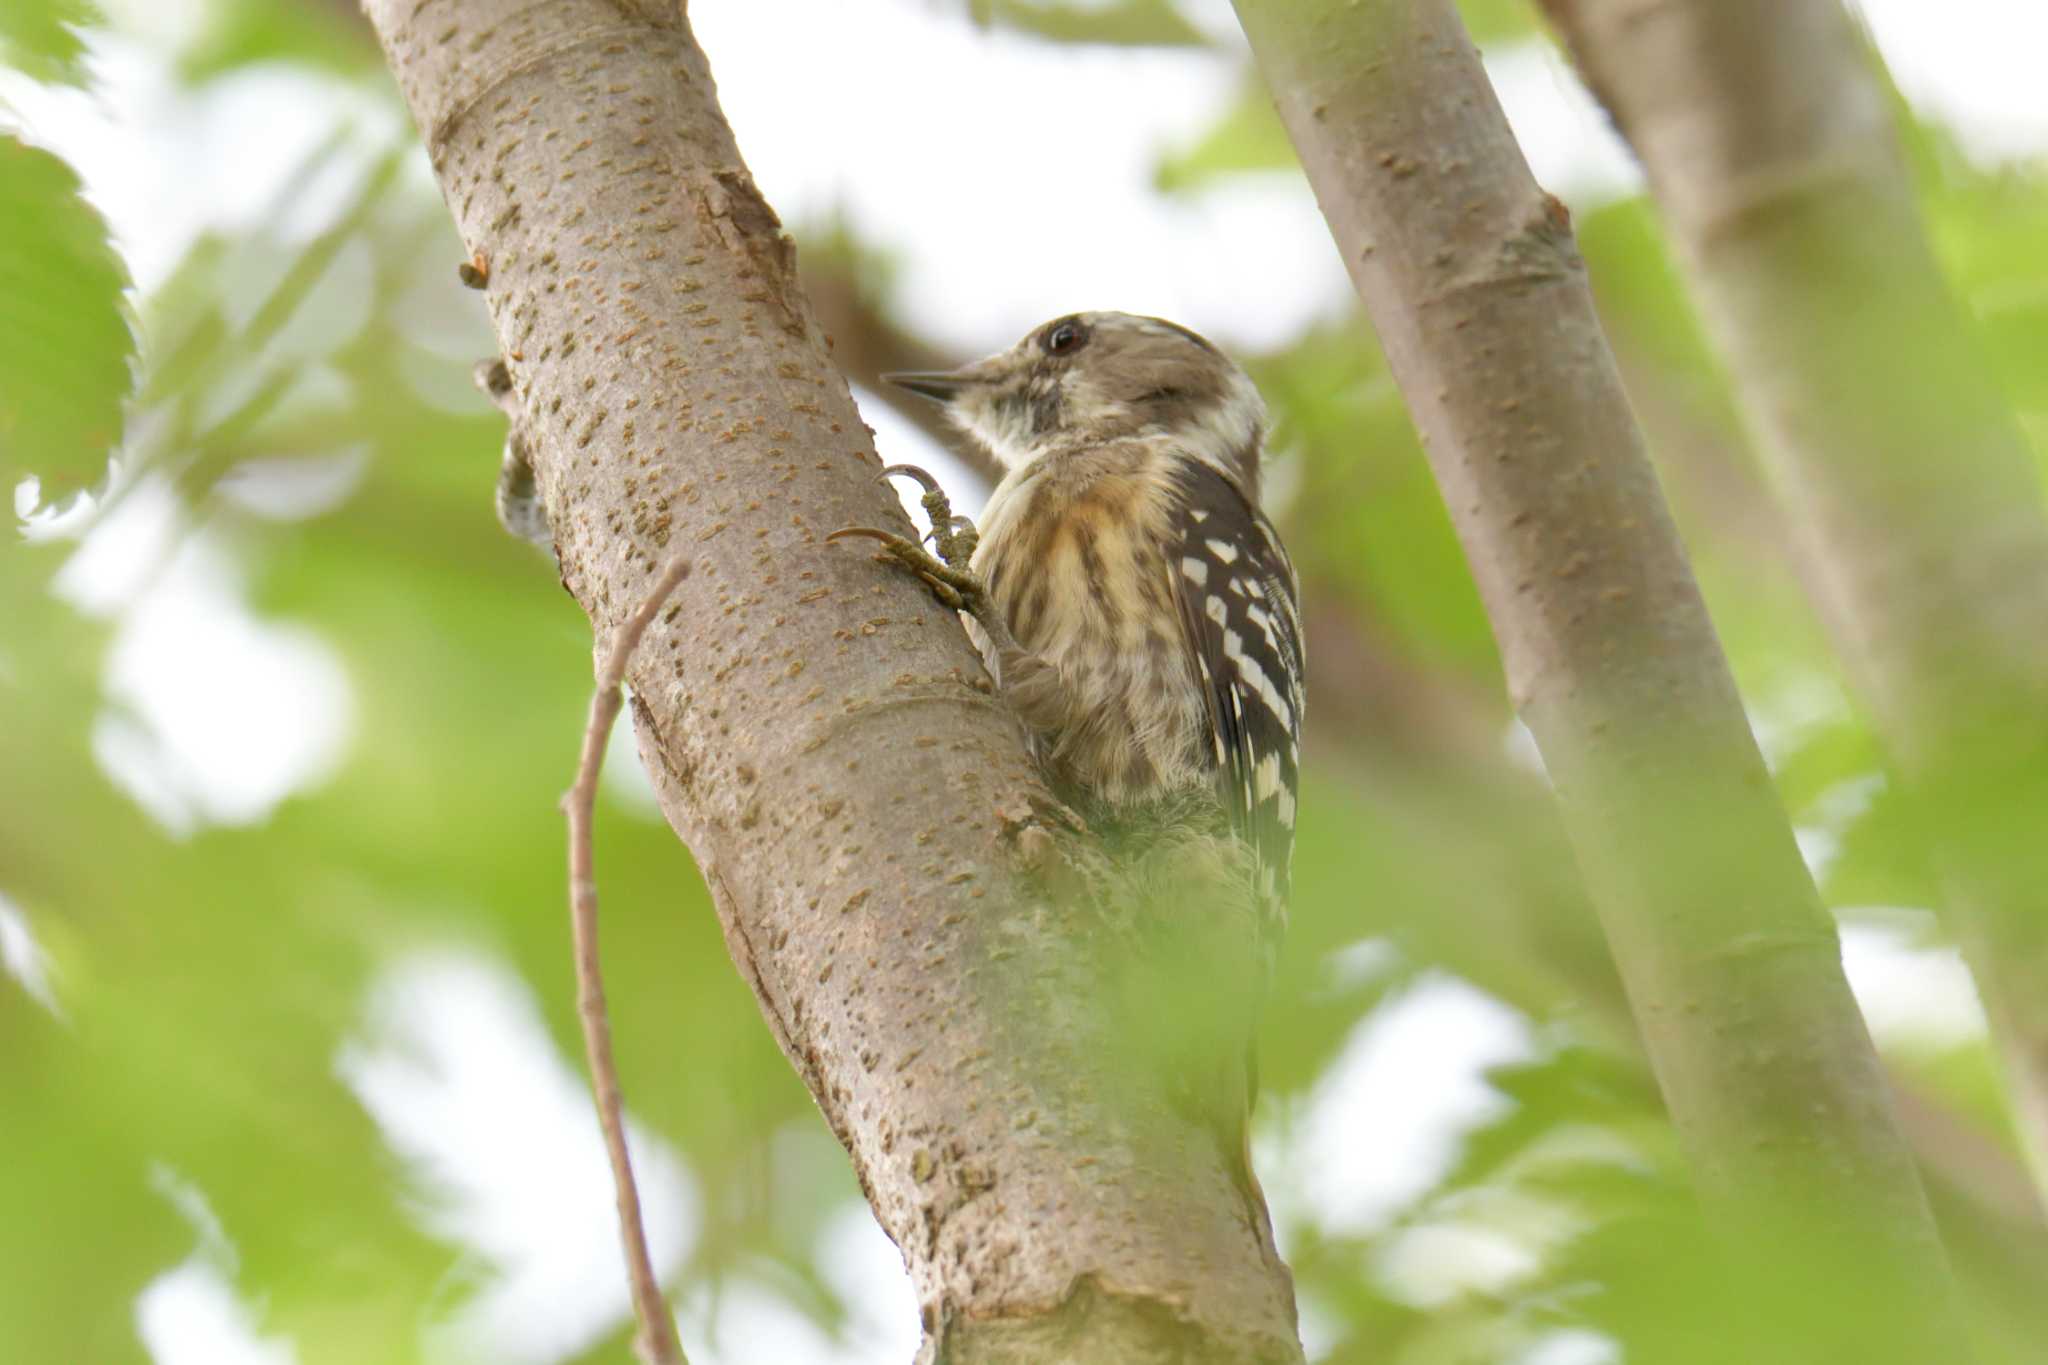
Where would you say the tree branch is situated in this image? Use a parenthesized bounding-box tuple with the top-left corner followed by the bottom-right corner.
(1538, 0, 2048, 1209)
(1229, 1, 1971, 1359)
(565, 554, 693, 1365)
(360, 3, 1301, 1358)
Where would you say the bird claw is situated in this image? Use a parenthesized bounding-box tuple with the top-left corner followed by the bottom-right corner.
(872, 464, 979, 572)
(835, 461, 989, 612)
(826, 526, 984, 612)
(922, 514, 972, 545)
(835, 462, 985, 615)
(879, 463, 944, 495)
(843, 464, 1039, 712)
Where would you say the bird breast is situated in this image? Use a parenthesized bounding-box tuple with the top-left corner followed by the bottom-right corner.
(970, 446, 1208, 804)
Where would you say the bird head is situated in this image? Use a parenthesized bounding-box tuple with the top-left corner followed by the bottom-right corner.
(886, 311, 1267, 492)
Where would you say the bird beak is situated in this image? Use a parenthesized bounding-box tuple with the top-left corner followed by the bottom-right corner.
(882, 370, 975, 404)
(885, 352, 1012, 404)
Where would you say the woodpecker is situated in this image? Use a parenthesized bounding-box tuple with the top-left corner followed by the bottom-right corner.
(832, 312, 1305, 1214)
(845, 311, 1303, 907)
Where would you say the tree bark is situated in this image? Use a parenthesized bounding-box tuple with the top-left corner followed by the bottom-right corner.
(1538, 0, 2048, 1207)
(1230, 1, 1971, 1359)
(359, 4, 1301, 1360)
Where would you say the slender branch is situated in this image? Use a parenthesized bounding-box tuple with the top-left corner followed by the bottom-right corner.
(1538, 0, 2048, 1207)
(1229, 1, 1971, 1359)
(563, 555, 693, 1365)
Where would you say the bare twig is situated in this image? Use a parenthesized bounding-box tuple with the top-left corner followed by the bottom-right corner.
(563, 554, 694, 1365)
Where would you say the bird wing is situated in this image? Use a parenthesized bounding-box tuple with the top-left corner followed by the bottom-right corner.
(1168, 460, 1305, 915)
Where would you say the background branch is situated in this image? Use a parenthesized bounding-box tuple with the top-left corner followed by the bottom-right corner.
(1539, 0, 2048, 1206)
(1230, 0, 1971, 1358)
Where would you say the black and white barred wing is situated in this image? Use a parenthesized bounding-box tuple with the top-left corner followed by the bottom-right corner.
(1169, 462, 1305, 910)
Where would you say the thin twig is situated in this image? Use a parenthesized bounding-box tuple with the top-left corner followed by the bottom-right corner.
(563, 553, 694, 1365)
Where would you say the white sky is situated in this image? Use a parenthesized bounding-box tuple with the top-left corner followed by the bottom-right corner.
(5, 0, 2037, 1360)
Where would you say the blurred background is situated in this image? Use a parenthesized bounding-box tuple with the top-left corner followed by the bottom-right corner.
(4, 1, 2046, 1362)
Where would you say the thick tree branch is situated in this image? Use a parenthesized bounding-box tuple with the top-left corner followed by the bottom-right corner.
(1539, 0, 2048, 1206)
(1229, 2, 1970, 1360)
(361, 3, 1300, 1359)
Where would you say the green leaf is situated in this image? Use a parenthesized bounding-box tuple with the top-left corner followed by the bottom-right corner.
(0, 0, 99, 86)
(175, 0, 379, 85)
(973, 0, 1209, 48)
(0, 135, 133, 501)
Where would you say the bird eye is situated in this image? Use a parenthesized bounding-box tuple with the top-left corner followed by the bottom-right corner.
(1042, 318, 1087, 356)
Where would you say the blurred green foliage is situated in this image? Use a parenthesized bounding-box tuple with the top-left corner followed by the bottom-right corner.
(1155, 76, 1294, 192)
(4, 2, 2046, 1363)
(0, 0, 99, 86)
(0, 134, 134, 500)
(176, 0, 379, 84)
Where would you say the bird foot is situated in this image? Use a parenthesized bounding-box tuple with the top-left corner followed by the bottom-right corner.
(829, 464, 988, 613)
(837, 465, 1066, 743)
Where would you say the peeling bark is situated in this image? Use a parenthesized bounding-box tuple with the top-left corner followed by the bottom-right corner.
(1230, 1, 1970, 1359)
(1540, 0, 2048, 1207)
(360, 3, 1301, 1359)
